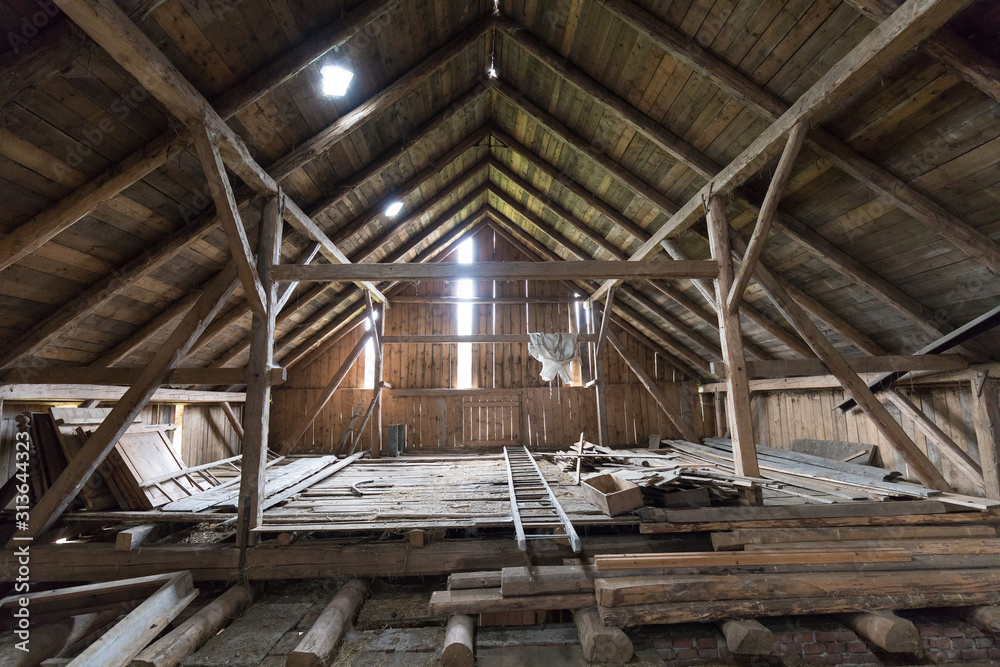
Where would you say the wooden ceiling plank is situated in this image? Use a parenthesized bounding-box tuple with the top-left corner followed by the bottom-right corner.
(727, 225, 954, 492)
(841, 0, 1000, 103)
(598, 0, 1000, 274)
(0, 0, 396, 273)
(590, 0, 973, 302)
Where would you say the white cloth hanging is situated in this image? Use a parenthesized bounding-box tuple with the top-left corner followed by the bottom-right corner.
(527, 332, 580, 383)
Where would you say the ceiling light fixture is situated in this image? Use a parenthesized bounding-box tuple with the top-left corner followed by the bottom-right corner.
(385, 201, 404, 217)
(321, 65, 354, 97)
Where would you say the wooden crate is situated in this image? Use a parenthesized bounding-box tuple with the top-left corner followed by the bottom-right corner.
(581, 474, 643, 516)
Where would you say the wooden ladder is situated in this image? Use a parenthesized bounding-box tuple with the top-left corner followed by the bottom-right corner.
(503, 445, 581, 552)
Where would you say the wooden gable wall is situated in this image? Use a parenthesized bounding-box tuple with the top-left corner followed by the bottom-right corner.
(270, 228, 709, 452)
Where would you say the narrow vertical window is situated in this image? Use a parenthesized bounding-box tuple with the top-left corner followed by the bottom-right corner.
(456, 238, 475, 389)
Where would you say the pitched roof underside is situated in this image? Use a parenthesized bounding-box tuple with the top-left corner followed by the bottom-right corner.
(1, 0, 999, 384)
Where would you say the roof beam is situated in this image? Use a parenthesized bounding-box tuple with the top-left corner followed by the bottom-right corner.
(0, 0, 398, 271)
(839, 0, 1000, 103)
(596, 0, 1000, 274)
(590, 0, 972, 302)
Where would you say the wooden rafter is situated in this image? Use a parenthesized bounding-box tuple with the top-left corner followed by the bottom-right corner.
(596, 0, 1000, 275)
(589, 0, 976, 303)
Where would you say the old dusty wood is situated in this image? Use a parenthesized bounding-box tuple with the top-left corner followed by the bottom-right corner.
(286, 579, 367, 667)
(717, 619, 775, 655)
(839, 611, 920, 653)
(707, 197, 761, 505)
(972, 378, 1000, 500)
(218, 402, 245, 443)
(575, 607, 633, 664)
(442, 615, 475, 667)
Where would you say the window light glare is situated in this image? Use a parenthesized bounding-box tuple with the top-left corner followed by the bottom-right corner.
(321, 65, 354, 97)
(385, 201, 404, 217)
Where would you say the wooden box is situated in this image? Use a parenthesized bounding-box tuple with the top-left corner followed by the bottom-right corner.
(581, 474, 644, 516)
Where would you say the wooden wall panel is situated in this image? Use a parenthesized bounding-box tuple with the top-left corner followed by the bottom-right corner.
(272, 230, 706, 452)
(179, 405, 241, 466)
(754, 385, 986, 496)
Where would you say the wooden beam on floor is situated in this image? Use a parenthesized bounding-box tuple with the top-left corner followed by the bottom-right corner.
(838, 610, 921, 653)
(590, 0, 973, 303)
(287, 579, 367, 667)
(10, 263, 240, 542)
(726, 228, 952, 492)
(707, 196, 762, 506)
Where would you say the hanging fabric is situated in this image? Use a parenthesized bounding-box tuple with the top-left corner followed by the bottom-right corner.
(527, 332, 580, 383)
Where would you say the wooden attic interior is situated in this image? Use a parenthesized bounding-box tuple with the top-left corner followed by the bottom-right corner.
(5, 0, 1000, 664)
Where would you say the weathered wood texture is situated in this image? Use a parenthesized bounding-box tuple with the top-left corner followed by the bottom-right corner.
(753, 384, 986, 495)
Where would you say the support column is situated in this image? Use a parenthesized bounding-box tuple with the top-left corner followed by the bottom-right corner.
(236, 195, 281, 550)
(370, 302, 385, 459)
(706, 195, 762, 506)
(592, 303, 610, 448)
(972, 377, 1000, 499)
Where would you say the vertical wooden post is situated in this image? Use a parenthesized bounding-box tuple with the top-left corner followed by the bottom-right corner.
(370, 302, 385, 459)
(236, 194, 281, 550)
(972, 377, 1000, 500)
(592, 303, 610, 448)
(714, 391, 727, 438)
(706, 195, 762, 506)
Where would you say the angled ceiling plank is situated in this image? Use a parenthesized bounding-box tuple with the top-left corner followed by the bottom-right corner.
(0, 0, 398, 271)
(590, 0, 971, 302)
(597, 0, 1000, 274)
(53, 0, 385, 306)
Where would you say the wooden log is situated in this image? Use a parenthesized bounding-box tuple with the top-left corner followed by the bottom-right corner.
(717, 619, 775, 655)
(131, 585, 252, 667)
(958, 606, 1000, 634)
(442, 615, 475, 667)
(286, 578, 368, 667)
(598, 591, 1000, 627)
(727, 121, 808, 315)
(428, 589, 595, 615)
(575, 608, 633, 664)
(706, 195, 761, 505)
(115, 524, 165, 552)
(838, 611, 920, 653)
(595, 569, 999, 607)
(743, 538, 1000, 555)
(64, 571, 197, 666)
(710, 524, 998, 550)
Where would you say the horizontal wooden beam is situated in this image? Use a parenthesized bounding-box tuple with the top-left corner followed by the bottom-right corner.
(272, 260, 717, 283)
(0, 384, 247, 403)
(0, 367, 284, 387)
(390, 295, 578, 304)
(382, 334, 595, 344)
(710, 355, 969, 379)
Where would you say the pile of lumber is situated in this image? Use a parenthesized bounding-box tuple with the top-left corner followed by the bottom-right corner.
(597, 517, 1000, 627)
(555, 437, 999, 516)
